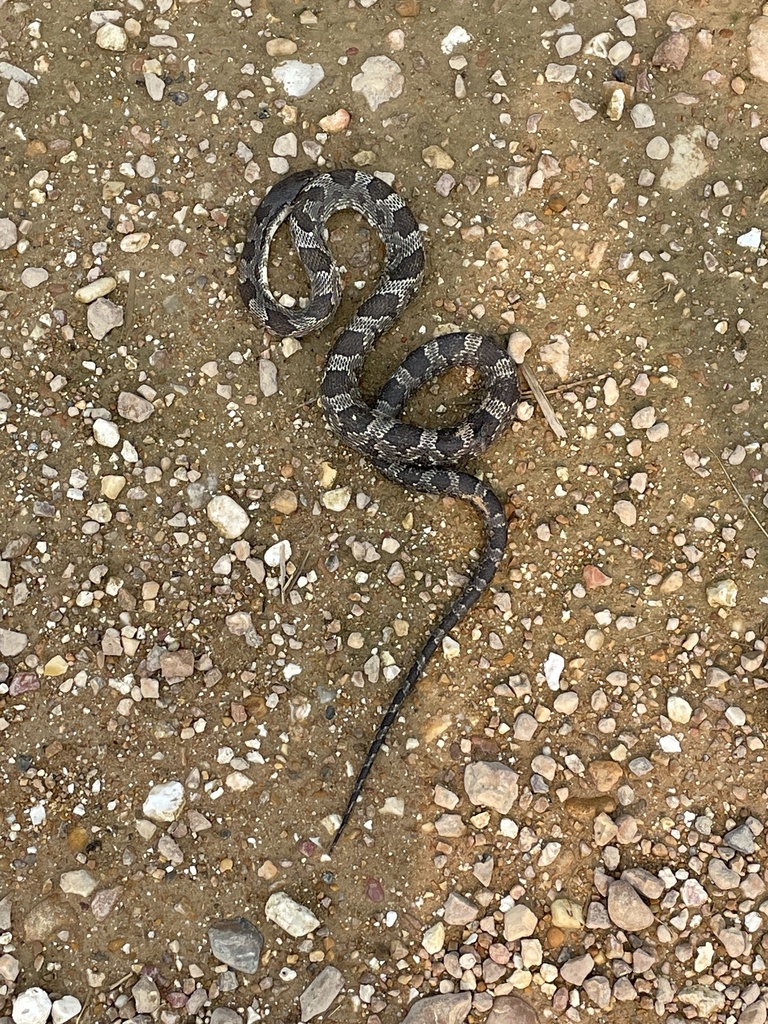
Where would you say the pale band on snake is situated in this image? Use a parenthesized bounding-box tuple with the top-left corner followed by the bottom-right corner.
(239, 168, 521, 850)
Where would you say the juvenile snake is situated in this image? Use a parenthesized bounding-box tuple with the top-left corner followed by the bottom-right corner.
(239, 168, 520, 849)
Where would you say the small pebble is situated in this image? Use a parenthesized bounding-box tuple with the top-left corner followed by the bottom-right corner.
(207, 495, 251, 539)
(646, 136, 670, 160)
(96, 23, 127, 51)
(265, 891, 320, 936)
(92, 418, 120, 448)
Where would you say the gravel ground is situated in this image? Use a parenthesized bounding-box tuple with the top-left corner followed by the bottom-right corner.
(1, 1, 768, 1023)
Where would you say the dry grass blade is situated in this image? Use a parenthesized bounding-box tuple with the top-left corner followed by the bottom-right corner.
(708, 446, 768, 542)
(518, 363, 567, 440)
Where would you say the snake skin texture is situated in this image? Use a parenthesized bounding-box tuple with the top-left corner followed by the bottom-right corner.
(239, 168, 521, 850)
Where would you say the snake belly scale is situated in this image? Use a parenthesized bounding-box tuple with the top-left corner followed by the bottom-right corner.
(239, 168, 520, 850)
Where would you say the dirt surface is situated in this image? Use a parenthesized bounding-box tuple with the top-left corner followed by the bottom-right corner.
(1, 1, 768, 1023)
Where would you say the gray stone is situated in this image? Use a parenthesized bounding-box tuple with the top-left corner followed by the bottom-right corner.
(607, 880, 654, 931)
(559, 952, 594, 986)
(621, 867, 664, 900)
(132, 976, 160, 1014)
(0, 897, 11, 931)
(487, 995, 540, 1024)
(208, 917, 264, 974)
(749, 16, 768, 83)
(87, 297, 124, 339)
(210, 1010, 243, 1024)
(0, 629, 27, 657)
(0, 218, 17, 250)
(708, 858, 740, 890)
(401, 992, 472, 1024)
(442, 892, 478, 926)
(117, 391, 154, 422)
(723, 823, 756, 854)
(299, 966, 344, 1021)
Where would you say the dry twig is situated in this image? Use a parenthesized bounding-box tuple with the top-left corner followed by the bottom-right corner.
(519, 363, 567, 440)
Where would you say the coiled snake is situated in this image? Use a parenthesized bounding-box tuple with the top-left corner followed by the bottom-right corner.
(239, 168, 520, 849)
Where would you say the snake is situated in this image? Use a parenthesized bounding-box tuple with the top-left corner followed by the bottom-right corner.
(239, 168, 520, 850)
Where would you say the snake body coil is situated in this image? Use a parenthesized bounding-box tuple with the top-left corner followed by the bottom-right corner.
(239, 169, 520, 849)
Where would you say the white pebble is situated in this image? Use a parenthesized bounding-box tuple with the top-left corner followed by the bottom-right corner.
(440, 26, 471, 54)
(646, 136, 670, 160)
(265, 891, 320, 937)
(608, 41, 633, 64)
(206, 495, 251, 539)
(667, 696, 692, 724)
(273, 60, 325, 97)
(322, 486, 352, 511)
(556, 34, 582, 58)
(630, 103, 655, 128)
(52, 996, 82, 1024)
(75, 277, 117, 303)
(543, 651, 565, 688)
(142, 780, 185, 823)
(96, 23, 127, 51)
(21, 267, 48, 288)
(737, 227, 762, 250)
(264, 539, 292, 567)
(12, 988, 52, 1024)
(92, 418, 120, 448)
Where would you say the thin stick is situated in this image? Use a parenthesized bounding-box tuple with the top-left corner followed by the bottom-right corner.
(542, 370, 613, 395)
(519, 363, 567, 440)
(708, 446, 768, 541)
(108, 972, 133, 992)
(282, 550, 310, 601)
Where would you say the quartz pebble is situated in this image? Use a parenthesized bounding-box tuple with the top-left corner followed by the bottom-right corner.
(92, 417, 120, 448)
(503, 904, 538, 940)
(706, 578, 737, 608)
(142, 780, 185, 823)
(265, 891, 320, 936)
(21, 267, 48, 288)
(607, 879, 654, 931)
(206, 495, 250, 539)
(96, 23, 127, 51)
(12, 988, 52, 1024)
(0, 629, 28, 656)
(117, 391, 154, 422)
(75, 276, 117, 303)
(51, 997, 81, 1024)
(273, 61, 325, 97)
(630, 103, 655, 128)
